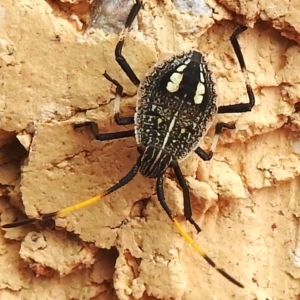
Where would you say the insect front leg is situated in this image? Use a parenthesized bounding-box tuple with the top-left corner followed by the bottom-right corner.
(218, 26, 255, 114)
(115, 0, 142, 86)
(74, 1, 143, 140)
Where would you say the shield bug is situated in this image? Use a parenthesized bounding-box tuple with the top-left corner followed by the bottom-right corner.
(3, 0, 255, 288)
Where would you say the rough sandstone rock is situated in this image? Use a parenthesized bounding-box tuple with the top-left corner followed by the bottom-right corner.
(0, 0, 300, 299)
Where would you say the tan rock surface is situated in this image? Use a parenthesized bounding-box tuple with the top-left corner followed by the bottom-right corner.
(0, 0, 300, 299)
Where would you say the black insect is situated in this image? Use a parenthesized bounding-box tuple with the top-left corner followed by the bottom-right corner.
(3, 0, 255, 288)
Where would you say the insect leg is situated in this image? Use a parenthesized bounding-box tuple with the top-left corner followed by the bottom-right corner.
(2, 157, 142, 229)
(115, 0, 141, 86)
(74, 122, 135, 141)
(210, 122, 235, 152)
(218, 26, 255, 114)
(156, 176, 244, 288)
(156, 176, 173, 219)
(74, 70, 136, 141)
(194, 147, 213, 161)
(75, 1, 142, 139)
(172, 161, 201, 233)
(103, 71, 134, 126)
(194, 122, 235, 160)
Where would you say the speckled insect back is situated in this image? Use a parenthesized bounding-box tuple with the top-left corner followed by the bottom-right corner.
(3, 0, 255, 289)
(136, 51, 218, 156)
(135, 51, 217, 177)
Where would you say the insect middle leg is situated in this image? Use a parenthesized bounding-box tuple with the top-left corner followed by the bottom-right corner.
(74, 72, 135, 141)
(103, 71, 134, 126)
(74, 122, 135, 141)
(194, 122, 235, 161)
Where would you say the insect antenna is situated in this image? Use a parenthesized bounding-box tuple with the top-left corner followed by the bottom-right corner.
(2, 158, 141, 229)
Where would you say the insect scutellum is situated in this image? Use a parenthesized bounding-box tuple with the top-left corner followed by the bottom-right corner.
(3, 0, 255, 288)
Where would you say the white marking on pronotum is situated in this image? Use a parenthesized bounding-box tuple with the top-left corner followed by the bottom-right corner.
(194, 82, 205, 104)
(176, 64, 187, 72)
(199, 70, 205, 83)
(184, 58, 191, 65)
(162, 111, 179, 149)
(166, 72, 183, 93)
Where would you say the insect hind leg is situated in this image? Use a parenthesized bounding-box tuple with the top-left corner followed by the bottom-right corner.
(172, 162, 201, 233)
(156, 176, 244, 288)
(2, 157, 142, 228)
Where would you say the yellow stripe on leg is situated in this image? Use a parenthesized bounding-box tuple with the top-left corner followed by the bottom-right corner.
(173, 218, 205, 256)
(2, 193, 107, 228)
(3, 160, 141, 229)
(40, 193, 108, 221)
(55, 193, 105, 217)
(173, 218, 244, 288)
